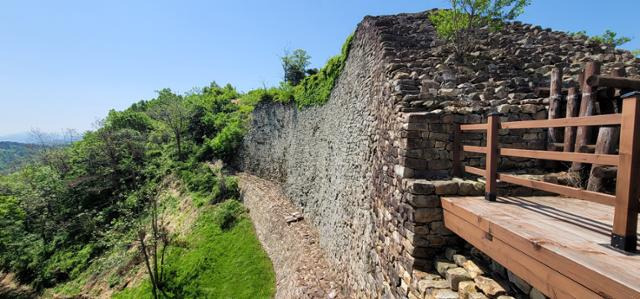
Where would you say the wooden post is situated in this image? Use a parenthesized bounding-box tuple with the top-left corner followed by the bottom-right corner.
(611, 92, 640, 252)
(563, 87, 580, 152)
(485, 113, 500, 201)
(587, 69, 624, 192)
(613, 68, 628, 113)
(452, 123, 463, 177)
(573, 61, 600, 172)
(548, 67, 563, 150)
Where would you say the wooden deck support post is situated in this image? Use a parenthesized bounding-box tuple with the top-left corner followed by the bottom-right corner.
(485, 112, 500, 201)
(452, 123, 463, 177)
(548, 67, 563, 150)
(573, 61, 600, 173)
(564, 87, 581, 152)
(587, 69, 624, 192)
(611, 92, 640, 252)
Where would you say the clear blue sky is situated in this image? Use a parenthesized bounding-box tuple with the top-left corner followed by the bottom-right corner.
(1, 0, 638, 136)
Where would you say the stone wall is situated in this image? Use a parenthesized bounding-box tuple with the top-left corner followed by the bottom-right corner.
(239, 10, 640, 299)
(239, 19, 385, 296)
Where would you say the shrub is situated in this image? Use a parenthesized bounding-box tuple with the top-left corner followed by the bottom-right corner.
(429, 1, 530, 59)
(292, 34, 354, 107)
(213, 200, 244, 230)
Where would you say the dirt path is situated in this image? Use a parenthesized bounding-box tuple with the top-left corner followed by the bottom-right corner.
(238, 173, 345, 299)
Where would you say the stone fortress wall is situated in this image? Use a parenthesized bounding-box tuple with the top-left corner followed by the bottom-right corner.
(239, 10, 640, 298)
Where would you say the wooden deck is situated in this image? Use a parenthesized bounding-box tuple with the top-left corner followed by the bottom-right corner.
(442, 196, 640, 299)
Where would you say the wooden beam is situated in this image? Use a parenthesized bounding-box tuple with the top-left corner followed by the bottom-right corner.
(501, 114, 621, 129)
(460, 123, 487, 131)
(497, 173, 615, 206)
(485, 113, 500, 201)
(499, 148, 619, 166)
(564, 87, 581, 153)
(535, 86, 568, 98)
(573, 62, 601, 171)
(462, 145, 487, 154)
(612, 94, 640, 252)
(464, 166, 485, 177)
(587, 75, 640, 90)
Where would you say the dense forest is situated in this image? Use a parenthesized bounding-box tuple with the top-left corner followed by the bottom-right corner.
(0, 142, 42, 174)
(0, 35, 352, 298)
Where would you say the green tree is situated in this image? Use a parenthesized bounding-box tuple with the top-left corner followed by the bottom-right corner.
(590, 30, 631, 47)
(429, 0, 531, 58)
(281, 49, 311, 86)
(633, 49, 640, 58)
(149, 89, 190, 159)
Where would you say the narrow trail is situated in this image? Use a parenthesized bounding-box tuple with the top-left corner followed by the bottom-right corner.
(238, 173, 345, 299)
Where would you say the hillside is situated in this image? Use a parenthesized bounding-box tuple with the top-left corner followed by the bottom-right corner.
(0, 142, 41, 173)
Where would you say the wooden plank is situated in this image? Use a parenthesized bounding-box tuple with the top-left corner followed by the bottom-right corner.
(485, 113, 499, 201)
(563, 87, 581, 152)
(441, 196, 640, 299)
(460, 123, 487, 131)
(443, 210, 600, 299)
(497, 173, 615, 206)
(464, 166, 485, 177)
(499, 148, 619, 166)
(612, 95, 640, 251)
(548, 67, 564, 152)
(587, 75, 640, 90)
(500, 114, 621, 129)
(574, 62, 600, 171)
(462, 145, 487, 154)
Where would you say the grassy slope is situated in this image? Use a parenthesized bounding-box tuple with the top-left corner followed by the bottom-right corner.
(44, 183, 275, 298)
(114, 201, 275, 298)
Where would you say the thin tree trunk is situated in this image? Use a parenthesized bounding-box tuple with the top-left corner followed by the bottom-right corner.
(139, 233, 158, 299)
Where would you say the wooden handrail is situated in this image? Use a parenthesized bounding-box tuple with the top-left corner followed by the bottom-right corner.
(465, 166, 485, 177)
(499, 148, 619, 166)
(497, 173, 615, 206)
(611, 93, 640, 251)
(460, 123, 487, 131)
(452, 94, 640, 252)
(462, 145, 487, 154)
(501, 114, 621, 129)
(587, 75, 640, 90)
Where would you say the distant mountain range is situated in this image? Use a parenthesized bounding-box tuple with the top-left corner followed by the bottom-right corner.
(0, 142, 43, 174)
(0, 131, 82, 144)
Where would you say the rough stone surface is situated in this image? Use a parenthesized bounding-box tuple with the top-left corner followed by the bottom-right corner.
(446, 268, 472, 291)
(238, 173, 345, 298)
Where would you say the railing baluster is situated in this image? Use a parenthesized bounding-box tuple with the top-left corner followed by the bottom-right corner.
(452, 123, 463, 177)
(485, 113, 500, 201)
(611, 92, 640, 252)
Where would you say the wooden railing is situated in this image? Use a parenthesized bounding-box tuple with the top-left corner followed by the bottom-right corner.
(452, 92, 640, 252)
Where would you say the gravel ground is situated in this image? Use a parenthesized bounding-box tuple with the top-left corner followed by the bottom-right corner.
(238, 173, 346, 299)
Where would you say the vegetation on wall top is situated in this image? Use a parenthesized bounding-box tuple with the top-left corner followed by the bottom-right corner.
(428, 0, 531, 59)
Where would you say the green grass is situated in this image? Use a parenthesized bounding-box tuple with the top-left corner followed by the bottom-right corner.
(114, 200, 276, 299)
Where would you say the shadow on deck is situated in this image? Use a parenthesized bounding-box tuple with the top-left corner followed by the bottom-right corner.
(442, 196, 640, 299)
